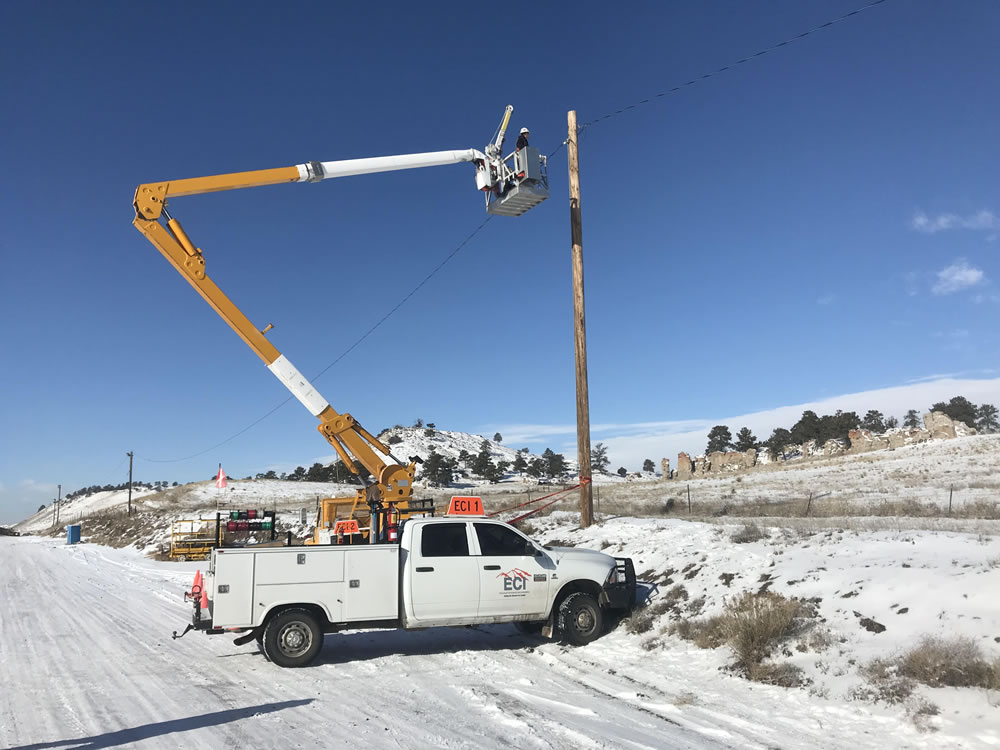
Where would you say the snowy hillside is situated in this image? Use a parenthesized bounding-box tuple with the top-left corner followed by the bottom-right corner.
(2, 515, 998, 748)
(377, 425, 527, 468)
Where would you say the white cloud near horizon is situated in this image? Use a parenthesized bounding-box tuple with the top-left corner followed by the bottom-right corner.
(486, 377, 1000, 472)
(911, 210, 997, 234)
(932, 260, 985, 295)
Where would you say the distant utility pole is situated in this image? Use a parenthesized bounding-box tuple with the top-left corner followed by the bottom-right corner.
(127, 451, 134, 515)
(568, 110, 593, 529)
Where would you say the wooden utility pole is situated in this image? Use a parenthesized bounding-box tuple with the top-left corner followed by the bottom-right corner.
(127, 451, 134, 515)
(567, 110, 593, 529)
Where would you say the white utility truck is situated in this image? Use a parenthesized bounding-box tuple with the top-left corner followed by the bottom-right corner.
(176, 498, 636, 667)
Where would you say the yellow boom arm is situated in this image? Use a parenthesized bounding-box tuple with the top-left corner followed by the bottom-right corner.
(133, 155, 481, 527)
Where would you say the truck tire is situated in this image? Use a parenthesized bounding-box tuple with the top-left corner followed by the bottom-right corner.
(254, 629, 269, 660)
(557, 592, 602, 646)
(262, 608, 323, 668)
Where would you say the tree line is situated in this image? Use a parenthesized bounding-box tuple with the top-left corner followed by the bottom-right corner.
(421, 441, 566, 487)
(702, 395, 998, 460)
(63, 480, 176, 501)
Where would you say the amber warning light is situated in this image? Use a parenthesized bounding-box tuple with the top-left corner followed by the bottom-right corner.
(447, 496, 484, 516)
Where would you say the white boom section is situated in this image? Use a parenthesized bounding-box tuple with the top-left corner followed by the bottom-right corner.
(296, 149, 486, 182)
(265, 149, 487, 417)
(267, 354, 330, 417)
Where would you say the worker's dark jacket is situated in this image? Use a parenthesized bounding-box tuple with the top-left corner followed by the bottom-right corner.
(516, 135, 529, 150)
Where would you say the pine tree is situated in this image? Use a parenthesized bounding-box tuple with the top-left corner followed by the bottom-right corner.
(472, 440, 493, 476)
(421, 450, 451, 487)
(591, 442, 610, 473)
(733, 427, 757, 452)
(944, 396, 977, 429)
(861, 410, 886, 433)
(706, 425, 733, 454)
(493, 432, 503, 443)
(976, 403, 999, 433)
(833, 411, 860, 441)
(903, 409, 921, 429)
(526, 458, 546, 478)
(512, 453, 527, 473)
(642, 458, 655, 472)
(306, 463, 327, 482)
(290, 466, 306, 481)
(484, 460, 505, 483)
(790, 411, 821, 445)
(765, 428, 793, 460)
(617, 466, 627, 477)
(884, 416, 899, 430)
(542, 448, 567, 476)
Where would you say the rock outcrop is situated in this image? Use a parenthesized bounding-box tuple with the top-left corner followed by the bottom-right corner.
(923, 411, 976, 439)
(847, 429, 891, 454)
(667, 411, 974, 481)
(660, 458, 671, 480)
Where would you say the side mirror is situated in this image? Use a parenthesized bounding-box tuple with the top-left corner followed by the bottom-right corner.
(524, 540, 536, 556)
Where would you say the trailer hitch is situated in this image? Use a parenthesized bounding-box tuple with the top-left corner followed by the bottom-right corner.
(172, 624, 194, 640)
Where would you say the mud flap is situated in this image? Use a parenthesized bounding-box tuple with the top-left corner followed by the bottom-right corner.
(233, 629, 258, 647)
(541, 611, 556, 639)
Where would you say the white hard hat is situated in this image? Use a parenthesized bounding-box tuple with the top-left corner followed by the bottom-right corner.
(520, 127, 530, 134)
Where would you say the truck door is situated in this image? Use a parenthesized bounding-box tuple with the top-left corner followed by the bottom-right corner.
(473, 522, 551, 619)
(409, 522, 479, 621)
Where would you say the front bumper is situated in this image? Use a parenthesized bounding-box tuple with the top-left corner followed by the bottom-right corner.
(603, 557, 637, 610)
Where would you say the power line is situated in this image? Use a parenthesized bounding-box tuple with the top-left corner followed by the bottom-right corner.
(546, 0, 892, 159)
(137, 1, 890, 465)
(138, 215, 495, 464)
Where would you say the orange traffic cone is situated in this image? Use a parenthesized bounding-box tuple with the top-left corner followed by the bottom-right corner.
(193, 569, 203, 590)
(200, 587, 209, 611)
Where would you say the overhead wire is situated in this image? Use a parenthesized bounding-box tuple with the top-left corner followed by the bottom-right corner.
(138, 215, 495, 464)
(138, 0, 891, 466)
(546, 0, 892, 160)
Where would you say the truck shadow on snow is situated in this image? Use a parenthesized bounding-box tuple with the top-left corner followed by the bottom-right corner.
(240, 624, 558, 667)
(8, 699, 314, 750)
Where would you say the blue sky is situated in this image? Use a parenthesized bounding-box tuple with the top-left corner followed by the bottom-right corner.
(2, 0, 999, 522)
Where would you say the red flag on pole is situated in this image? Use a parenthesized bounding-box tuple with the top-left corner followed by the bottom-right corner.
(216, 465, 227, 489)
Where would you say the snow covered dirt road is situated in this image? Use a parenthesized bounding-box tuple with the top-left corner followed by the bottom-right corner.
(0, 536, 972, 749)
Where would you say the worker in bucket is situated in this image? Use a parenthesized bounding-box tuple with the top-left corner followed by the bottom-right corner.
(514, 127, 531, 180)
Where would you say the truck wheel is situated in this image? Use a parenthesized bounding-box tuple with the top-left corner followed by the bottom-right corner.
(557, 592, 603, 646)
(262, 609, 322, 668)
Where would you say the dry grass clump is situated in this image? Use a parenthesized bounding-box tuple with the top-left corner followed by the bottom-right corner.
(730, 522, 766, 544)
(625, 589, 684, 634)
(853, 636, 1000, 709)
(852, 659, 916, 704)
(671, 591, 815, 686)
(898, 636, 1000, 689)
(48, 511, 163, 549)
(670, 615, 729, 649)
(722, 591, 812, 669)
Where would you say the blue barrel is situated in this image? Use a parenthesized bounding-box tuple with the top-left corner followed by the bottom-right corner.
(67, 525, 81, 544)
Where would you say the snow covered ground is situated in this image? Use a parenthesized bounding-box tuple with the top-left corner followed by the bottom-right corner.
(3, 514, 998, 749)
